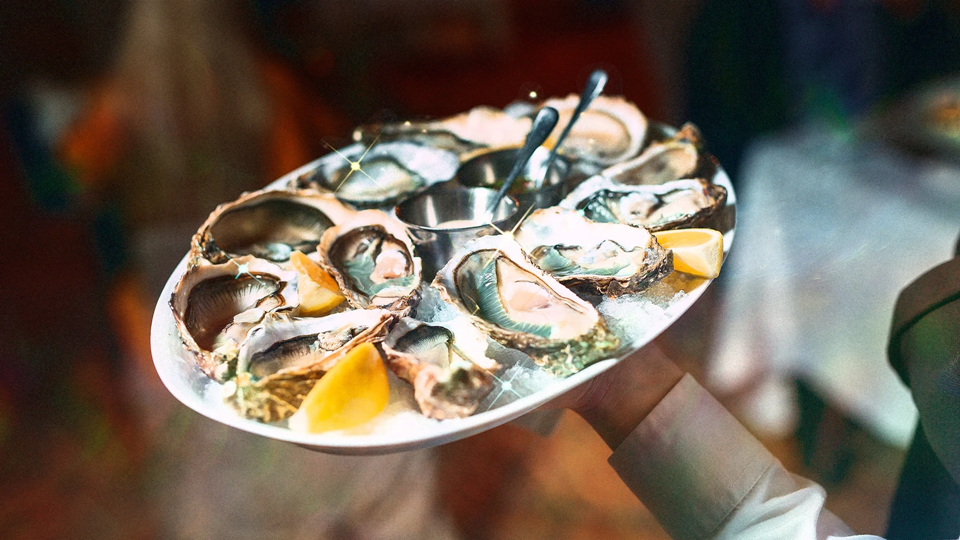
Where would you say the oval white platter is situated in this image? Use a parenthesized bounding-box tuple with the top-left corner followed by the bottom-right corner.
(151, 165, 735, 455)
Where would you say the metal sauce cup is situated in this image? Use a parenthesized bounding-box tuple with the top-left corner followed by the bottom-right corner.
(455, 146, 571, 212)
(394, 186, 519, 280)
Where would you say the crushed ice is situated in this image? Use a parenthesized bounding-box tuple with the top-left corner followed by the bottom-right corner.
(598, 282, 689, 350)
(353, 277, 697, 435)
(415, 285, 460, 323)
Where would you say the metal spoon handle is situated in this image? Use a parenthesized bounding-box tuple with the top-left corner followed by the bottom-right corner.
(544, 69, 608, 175)
(486, 106, 560, 219)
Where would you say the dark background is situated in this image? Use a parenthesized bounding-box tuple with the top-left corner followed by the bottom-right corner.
(2, 0, 959, 538)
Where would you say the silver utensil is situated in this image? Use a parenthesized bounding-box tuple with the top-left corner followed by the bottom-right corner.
(543, 69, 608, 179)
(455, 146, 571, 212)
(394, 186, 518, 280)
(485, 106, 559, 220)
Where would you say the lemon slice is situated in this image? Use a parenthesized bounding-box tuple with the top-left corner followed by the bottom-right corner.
(290, 250, 345, 316)
(289, 342, 389, 433)
(652, 228, 724, 279)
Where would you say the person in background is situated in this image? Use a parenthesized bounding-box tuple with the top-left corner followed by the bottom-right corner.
(0, 0, 135, 465)
(2, 2, 457, 538)
(554, 235, 960, 539)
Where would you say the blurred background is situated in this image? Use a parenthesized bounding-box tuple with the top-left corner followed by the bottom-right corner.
(3, 0, 960, 538)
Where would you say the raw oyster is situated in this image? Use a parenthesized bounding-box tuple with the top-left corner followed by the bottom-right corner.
(224, 309, 394, 422)
(560, 176, 727, 232)
(192, 189, 356, 265)
(318, 209, 422, 313)
(539, 94, 648, 166)
(601, 123, 711, 186)
(432, 235, 620, 376)
(382, 318, 499, 419)
(169, 256, 298, 381)
(293, 141, 460, 208)
(514, 207, 673, 297)
(352, 106, 532, 157)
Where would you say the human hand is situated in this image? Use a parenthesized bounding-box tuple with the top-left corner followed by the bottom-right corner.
(547, 341, 685, 450)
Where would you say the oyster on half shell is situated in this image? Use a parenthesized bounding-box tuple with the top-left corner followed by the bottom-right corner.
(561, 176, 727, 232)
(514, 207, 673, 297)
(192, 189, 356, 265)
(293, 141, 460, 208)
(432, 235, 620, 377)
(352, 106, 532, 157)
(601, 123, 711, 186)
(170, 256, 298, 381)
(539, 94, 648, 166)
(382, 317, 499, 420)
(224, 309, 394, 422)
(319, 209, 422, 313)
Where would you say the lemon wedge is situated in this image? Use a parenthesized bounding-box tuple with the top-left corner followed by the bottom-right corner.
(652, 228, 724, 279)
(290, 250, 345, 316)
(289, 342, 389, 433)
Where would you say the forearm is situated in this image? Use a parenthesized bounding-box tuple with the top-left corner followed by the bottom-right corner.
(563, 342, 869, 538)
(605, 373, 866, 539)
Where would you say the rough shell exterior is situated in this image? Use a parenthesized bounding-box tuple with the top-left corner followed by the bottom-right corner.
(352, 106, 532, 156)
(381, 317, 499, 419)
(514, 207, 674, 297)
(601, 122, 713, 186)
(431, 235, 621, 376)
(539, 94, 648, 166)
(290, 141, 460, 208)
(560, 176, 728, 232)
(224, 309, 395, 423)
(169, 256, 298, 381)
(317, 209, 423, 314)
(191, 188, 356, 266)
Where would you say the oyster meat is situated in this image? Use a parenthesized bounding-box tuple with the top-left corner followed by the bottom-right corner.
(514, 207, 673, 296)
(382, 317, 499, 419)
(192, 188, 356, 265)
(294, 141, 460, 208)
(224, 309, 394, 422)
(352, 106, 532, 157)
(539, 94, 648, 166)
(170, 256, 298, 381)
(601, 123, 711, 186)
(561, 176, 727, 232)
(432, 235, 620, 376)
(319, 209, 422, 313)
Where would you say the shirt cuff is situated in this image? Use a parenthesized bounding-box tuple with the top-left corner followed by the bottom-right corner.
(608, 373, 776, 540)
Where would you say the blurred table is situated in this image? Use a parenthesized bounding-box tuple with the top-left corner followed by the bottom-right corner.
(708, 125, 960, 447)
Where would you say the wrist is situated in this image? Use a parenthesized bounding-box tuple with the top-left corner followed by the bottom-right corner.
(573, 342, 685, 449)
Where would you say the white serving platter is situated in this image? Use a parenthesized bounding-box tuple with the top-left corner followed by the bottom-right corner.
(151, 161, 735, 455)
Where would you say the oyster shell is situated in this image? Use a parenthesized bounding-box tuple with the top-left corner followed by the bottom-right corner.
(192, 188, 356, 265)
(382, 317, 499, 419)
(601, 123, 711, 186)
(169, 256, 298, 381)
(318, 209, 422, 313)
(432, 235, 620, 376)
(352, 106, 532, 157)
(560, 176, 727, 232)
(514, 207, 673, 297)
(539, 94, 648, 166)
(224, 309, 395, 422)
(293, 141, 460, 208)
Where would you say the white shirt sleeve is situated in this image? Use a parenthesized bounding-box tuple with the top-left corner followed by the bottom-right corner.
(608, 374, 884, 540)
